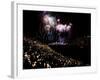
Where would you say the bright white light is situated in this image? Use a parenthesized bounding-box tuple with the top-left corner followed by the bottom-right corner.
(43, 14, 56, 26)
(56, 24, 67, 32)
(66, 25, 71, 31)
(48, 17, 56, 27)
(57, 19, 60, 22)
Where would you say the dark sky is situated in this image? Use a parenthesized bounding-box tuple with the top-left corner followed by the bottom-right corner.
(23, 10, 91, 39)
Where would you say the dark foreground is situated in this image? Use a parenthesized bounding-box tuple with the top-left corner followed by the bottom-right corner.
(23, 36, 91, 69)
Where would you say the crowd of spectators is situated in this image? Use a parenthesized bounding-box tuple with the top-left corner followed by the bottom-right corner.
(23, 37, 82, 69)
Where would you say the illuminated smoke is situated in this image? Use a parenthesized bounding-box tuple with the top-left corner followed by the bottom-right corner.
(56, 19, 72, 43)
(56, 24, 67, 32)
(56, 24, 72, 32)
(43, 15, 49, 25)
(42, 13, 72, 43)
(43, 14, 56, 31)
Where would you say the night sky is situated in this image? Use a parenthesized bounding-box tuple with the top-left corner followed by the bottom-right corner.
(23, 10, 91, 39)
